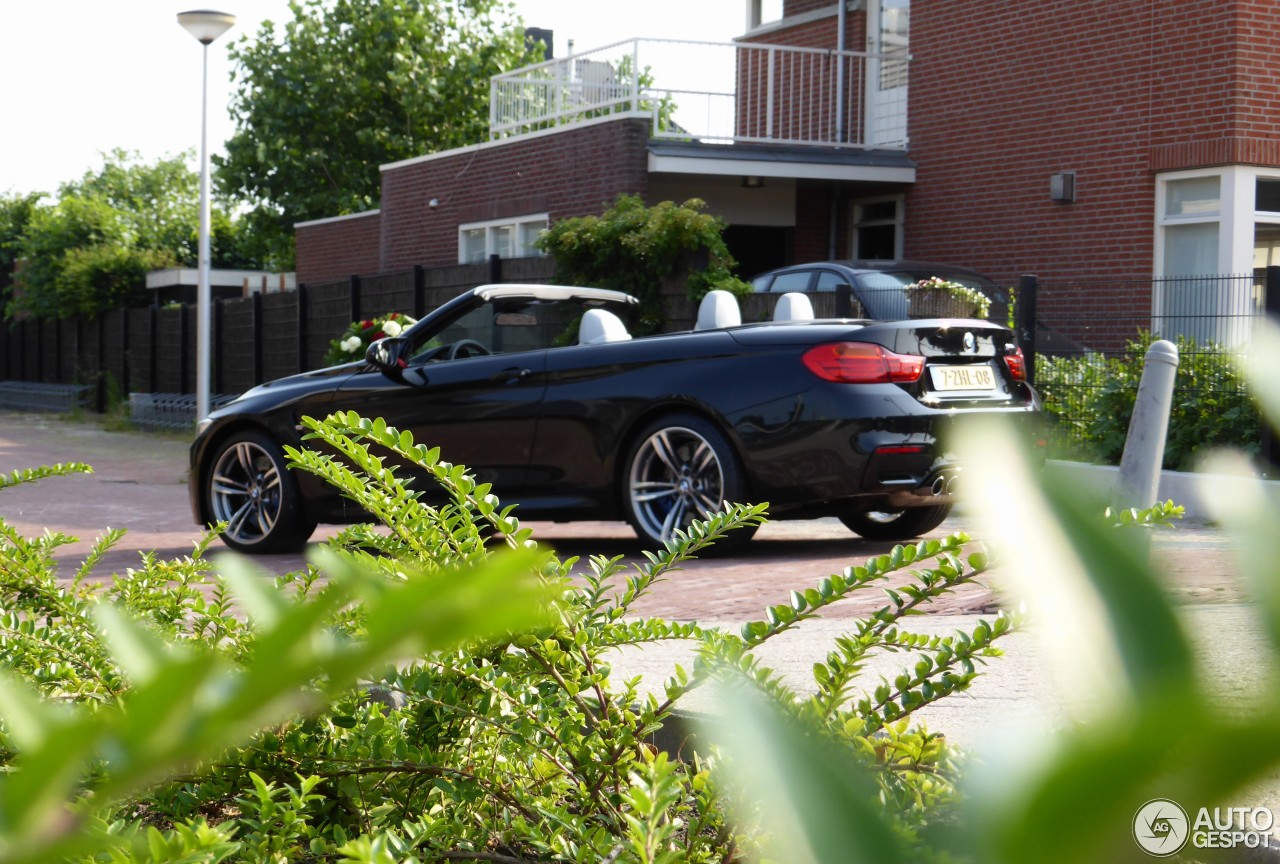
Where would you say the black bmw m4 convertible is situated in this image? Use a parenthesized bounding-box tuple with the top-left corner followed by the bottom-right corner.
(190, 283, 1041, 553)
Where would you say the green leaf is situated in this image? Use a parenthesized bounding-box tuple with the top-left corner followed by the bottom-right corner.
(704, 682, 908, 864)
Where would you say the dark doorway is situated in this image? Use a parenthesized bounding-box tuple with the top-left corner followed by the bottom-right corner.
(723, 225, 790, 280)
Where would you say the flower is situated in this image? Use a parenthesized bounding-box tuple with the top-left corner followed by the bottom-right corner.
(324, 311, 417, 366)
(907, 277, 992, 318)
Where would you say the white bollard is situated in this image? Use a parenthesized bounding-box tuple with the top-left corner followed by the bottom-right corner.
(1115, 339, 1180, 509)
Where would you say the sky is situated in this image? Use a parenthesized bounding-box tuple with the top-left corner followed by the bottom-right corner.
(0, 0, 745, 198)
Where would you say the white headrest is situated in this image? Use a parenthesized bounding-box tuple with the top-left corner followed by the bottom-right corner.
(695, 290, 742, 330)
(773, 292, 815, 322)
(579, 308, 632, 345)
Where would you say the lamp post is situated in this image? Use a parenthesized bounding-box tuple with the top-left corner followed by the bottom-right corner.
(178, 9, 236, 426)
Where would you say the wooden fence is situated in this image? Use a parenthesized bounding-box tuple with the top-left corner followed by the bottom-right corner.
(0, 257, 560, 410)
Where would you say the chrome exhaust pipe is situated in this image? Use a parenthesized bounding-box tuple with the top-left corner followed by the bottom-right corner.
(930, 475, 946, 496)
(945, 474, 959, 495)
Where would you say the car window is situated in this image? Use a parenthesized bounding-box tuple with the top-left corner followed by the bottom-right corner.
(750, 274, 774, 292)
(407, 297, 631, 364)
(813, 271, 850, 291)
(848, 273, 911, 320)
(769, 271, 814, 293)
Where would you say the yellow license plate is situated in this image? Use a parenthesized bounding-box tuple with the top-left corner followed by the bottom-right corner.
(930, 364, 996, 391)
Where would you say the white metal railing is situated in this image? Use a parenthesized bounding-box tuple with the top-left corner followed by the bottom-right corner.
(489, 38, 909, 150)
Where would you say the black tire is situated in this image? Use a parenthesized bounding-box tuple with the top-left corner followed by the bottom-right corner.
(839, 504, 953, 541)
(622, 413, 757, 552)
(205, 430, 316, 554)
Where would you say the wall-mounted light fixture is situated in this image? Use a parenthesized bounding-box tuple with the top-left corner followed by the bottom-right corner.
(429, 198, 440, 208)
(742, 176, 765, 189)
(1050, 171, 1076, 203)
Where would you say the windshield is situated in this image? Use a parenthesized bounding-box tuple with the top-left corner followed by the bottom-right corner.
(405, 295, 635, 364)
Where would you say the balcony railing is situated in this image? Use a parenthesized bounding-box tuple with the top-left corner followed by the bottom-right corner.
(489, 38, 910, 150)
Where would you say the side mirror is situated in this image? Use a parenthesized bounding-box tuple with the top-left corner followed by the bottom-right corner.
(366, 336, 409, 378)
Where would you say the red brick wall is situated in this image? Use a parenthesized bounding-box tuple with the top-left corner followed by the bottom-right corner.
(295, 211, 382, 286)
(377, 119, 651, 273)
(295, 120, 651, 282)
(744, 14, 856, 51)
(904, 0, 1280, 286)
(1233, 0, 1280, 141)
(783, 0, 835, 18)
(794, 182, 837, 262)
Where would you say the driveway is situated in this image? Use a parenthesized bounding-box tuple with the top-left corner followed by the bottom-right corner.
(0, 411, 1244, 615)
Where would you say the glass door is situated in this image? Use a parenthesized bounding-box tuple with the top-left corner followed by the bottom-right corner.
(866, 0, 910, 147)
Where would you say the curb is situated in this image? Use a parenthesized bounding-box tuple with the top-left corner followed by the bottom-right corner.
(1045, 460, 1278, 521)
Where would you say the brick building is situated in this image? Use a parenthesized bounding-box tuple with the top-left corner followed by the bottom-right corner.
(296, 0, 1280, 311)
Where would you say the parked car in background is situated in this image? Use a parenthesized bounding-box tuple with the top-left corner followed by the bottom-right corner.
(190, 284, 1040, 555)
(750, 259, 1005, 321)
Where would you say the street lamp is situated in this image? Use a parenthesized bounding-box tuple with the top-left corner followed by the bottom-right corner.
(178, 9, 236, 426)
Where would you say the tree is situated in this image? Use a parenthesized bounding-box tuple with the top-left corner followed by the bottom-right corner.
(7, 150, 254, 320)
(0, 190, 43, 299)
(217, 0, 539, 265)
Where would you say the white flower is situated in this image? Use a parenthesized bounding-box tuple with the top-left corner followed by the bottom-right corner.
(382, 318, 402, 337)
(341, 335, 363, 353)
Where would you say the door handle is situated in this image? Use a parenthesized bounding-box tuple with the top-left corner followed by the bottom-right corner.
(490, 367, 532, 384)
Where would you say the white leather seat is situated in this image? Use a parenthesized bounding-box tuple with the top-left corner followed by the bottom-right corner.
(578, 308, 632, 345)
(695, 289, 742, 330)
(773, 292, 815, 322)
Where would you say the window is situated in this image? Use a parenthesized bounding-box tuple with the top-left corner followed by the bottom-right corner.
(1157, 174, 1221, 278)
(409, 295, 631, 364)
(1154, 169, 1262, 346)
(767, 271, 813, 293)
(1255, 177, 1280, 275)
(458, 215, 548, 263)
(852, 196, 903, 260)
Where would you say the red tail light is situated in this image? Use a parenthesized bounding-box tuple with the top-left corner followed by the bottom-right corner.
(1003, 345, 1027, 381)
(802, 342, 925, 384)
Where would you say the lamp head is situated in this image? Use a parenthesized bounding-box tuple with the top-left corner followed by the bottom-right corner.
(178, 10, 236, 45)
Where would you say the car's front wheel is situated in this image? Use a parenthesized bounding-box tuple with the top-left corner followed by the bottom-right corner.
(622, 414, 756, 552)
(205, 430, 316, 553)
(839, 504, 952, 541)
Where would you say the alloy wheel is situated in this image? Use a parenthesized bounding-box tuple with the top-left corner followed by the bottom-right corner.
(628, 425, 725, 544)
(209, 439, 283, 546)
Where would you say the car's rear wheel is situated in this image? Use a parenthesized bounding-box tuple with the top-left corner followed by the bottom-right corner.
(623, 414, 756, 552)
(205, 430, 316, 553)
(839, 505, 952, 541)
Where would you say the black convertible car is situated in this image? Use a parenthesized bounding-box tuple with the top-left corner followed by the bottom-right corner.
(189, 283, 1041, 553)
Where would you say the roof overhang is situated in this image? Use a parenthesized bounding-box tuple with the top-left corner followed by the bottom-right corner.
(647, 141, 916, 184)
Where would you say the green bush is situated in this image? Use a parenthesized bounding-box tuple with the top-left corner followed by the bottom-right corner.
(1036, 331, 1261, 469)
(535, 195, 752, 334)
(0, 413, 1013, 863)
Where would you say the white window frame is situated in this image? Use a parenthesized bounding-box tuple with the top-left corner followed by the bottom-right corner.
(458, 213, 549, 264)
(1154, 166, 1270, 277)
(850, 194, 905, 259)
(1251, 169, 1280, 271)
(1153, 166, 1267, 347)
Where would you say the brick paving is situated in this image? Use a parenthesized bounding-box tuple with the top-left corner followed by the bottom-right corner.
(0, 411, 1246, 623)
